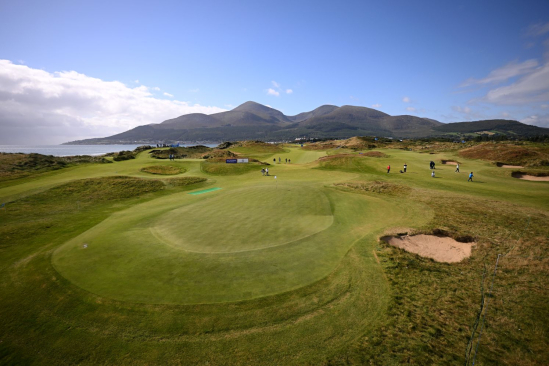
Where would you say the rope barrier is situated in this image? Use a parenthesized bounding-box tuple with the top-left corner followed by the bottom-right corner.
(464, 216, 531, 366)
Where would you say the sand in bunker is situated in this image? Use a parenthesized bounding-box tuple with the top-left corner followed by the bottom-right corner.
(500, 165, 524, 168)
(383, 235, 473, 263)
(441, 161, 458, 165)
(513, 174, 549, 181)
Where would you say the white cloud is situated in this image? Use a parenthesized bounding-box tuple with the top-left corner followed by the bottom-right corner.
(286, 89, 293, 94)
(189, 88, 199, 93)
(152, 87, 161, 91)
(267, 88, 280, 96)
(501, 111, 510, 118)
(134, 79, 139, 83)
(402, 96, 410, 103)
(541, 104, 549, 109)
(272, 81, 280, 88)
(453, 106, 472, 114)
(371, 103, 382, 108)
(482, 63, 549, 105)
(526, 22, 549, 37)
(406, 107, 416, 112)
(163, 92, 174, 97)
(459, 59, 538, 87)
(0, 60, 226, 144)
(521, 114, 549, 128)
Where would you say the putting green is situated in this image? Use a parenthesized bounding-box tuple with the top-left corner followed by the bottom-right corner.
(152, 186, 333, 252)
(52, 183, 429, 304)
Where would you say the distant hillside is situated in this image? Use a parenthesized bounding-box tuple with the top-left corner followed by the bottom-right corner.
(432, 119, 548, 137)
(288, 105, 339, 122)
(65, 102, 549, 144)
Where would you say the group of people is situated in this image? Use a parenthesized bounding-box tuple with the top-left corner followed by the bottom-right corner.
(386, 161, 474, 181)
(273, 157, 291, 164)
(261, 168, 270, 176)
(168, 154, 176, 161)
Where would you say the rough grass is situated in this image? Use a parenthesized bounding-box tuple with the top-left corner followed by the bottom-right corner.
(140, 165, 183, 175)
(334, 191, 549, 365)
(0, 152, 111, 182)
(150, 145, 212, 159)
(229, 141, 285, 154)
(162, 176, 207, 187)
(459, 142, 549, 167)
(334, 180, 411, 195)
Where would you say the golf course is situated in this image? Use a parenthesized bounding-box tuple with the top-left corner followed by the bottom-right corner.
(0, 140, 548, 365)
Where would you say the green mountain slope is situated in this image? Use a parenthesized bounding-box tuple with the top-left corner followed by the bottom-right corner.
(65, 102, 549, 144)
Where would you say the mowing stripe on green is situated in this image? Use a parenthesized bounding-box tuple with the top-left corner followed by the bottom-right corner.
(188, 187, 222, 195)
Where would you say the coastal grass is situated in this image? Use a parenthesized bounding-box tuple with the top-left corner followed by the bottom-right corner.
(0, 144, 548, 365)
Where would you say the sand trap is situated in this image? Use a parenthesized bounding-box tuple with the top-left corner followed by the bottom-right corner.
(441, 160, 458, 165)
(513, 174, 549, 181)
(383, 234, 474, 263)
(497, 163, 524, 168)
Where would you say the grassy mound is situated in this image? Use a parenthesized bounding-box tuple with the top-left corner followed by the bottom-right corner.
(229, 141, 285, 154)
(140, 165, 183, 175)
(360, 151, 388, 157)
(459, 142, 549, 167)
(111, 150, 136, 161)
(149, 145, 212, 159)
(163, 176, 207, 187)
(201, 149, 237, 159)
(334, 180, 411, 195)
(0, 152, 111, 182)
(201, 161, 264, 175)
(317, 154, 379, 174)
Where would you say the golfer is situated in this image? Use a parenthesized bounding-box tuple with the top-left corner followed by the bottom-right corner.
(387, 165, 391, 173)
(455, 164, 460, 173)
(431, 170, 435, 178)
(404, 163, 407, 173)
(468, 172, 474, 182)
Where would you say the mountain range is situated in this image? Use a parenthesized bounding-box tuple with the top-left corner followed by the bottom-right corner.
(66, 101, 549, 144)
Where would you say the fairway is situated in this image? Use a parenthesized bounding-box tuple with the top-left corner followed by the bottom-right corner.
(1, 142, 548, 365)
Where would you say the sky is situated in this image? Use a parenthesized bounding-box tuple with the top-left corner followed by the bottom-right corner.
(1, 0, 549, 144)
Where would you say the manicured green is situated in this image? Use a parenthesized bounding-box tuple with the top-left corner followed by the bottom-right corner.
(0, 143, 547, 365)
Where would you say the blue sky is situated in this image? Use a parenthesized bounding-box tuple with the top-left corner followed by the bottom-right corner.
(1, 0, 549, 143)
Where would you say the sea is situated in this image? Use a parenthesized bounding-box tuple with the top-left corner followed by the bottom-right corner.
(0, 144, 219, 157)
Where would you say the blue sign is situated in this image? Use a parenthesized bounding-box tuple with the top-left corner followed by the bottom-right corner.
(226, 159, 237, 163)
